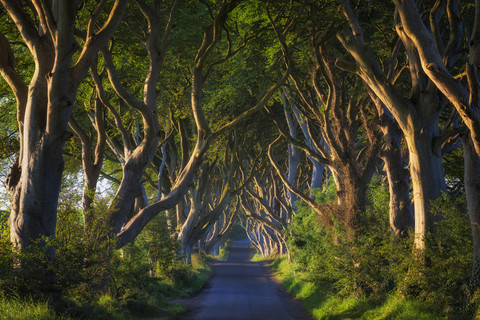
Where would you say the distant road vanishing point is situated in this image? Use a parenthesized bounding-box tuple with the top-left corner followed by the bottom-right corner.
(180, 239, 311, 320)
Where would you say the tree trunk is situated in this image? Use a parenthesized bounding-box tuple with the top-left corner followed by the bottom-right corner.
(8, 68, 52, 253)
(290, 101, 325, 191)
(337, 7, 446, 250)
(3, 0, 127, 271)
(282, 90, 300, 214)
(377, 105, 413, 237)
(405, 123, 445, 249)
(333, 172, 368, 239)
(70, 97, 106, 226)
(462, 135, 480, 286)
(177, 199, 187, 227)
(178, 196, 201, 262)
(383, 136, 413, 237)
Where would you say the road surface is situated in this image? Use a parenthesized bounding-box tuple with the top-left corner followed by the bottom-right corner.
(179, 240, 311, 320)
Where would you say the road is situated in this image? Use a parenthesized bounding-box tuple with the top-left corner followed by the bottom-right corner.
(179, 240, 311, 320)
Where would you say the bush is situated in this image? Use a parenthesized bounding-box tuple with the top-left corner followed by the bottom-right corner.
(0, 180, 212, 319)
(286, 178, 474, 318)
(53, 197, 117, 304)
(142, 215, 184, 281)
(395, 194, 473, 318)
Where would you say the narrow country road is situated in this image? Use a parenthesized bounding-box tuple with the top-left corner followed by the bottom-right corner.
(179, 239, 311, 320)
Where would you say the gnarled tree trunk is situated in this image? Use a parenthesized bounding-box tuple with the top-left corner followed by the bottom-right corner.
(2, 1, 126, 264)
(462, 135, 480, 286)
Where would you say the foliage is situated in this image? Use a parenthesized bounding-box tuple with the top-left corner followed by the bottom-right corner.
(396, 194, 473, 318)
(214, 244, 230, 261)
(142, 215, 183, 281)
(0, 189, 212, 319)
(54, 198, 117, 305)
(0, 295, 67, 320)
(285, 179, 475, 318)
(1, 0, 479, 319)
(271, 256, 441, 320)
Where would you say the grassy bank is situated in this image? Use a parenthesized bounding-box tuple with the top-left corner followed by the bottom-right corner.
(208, 241, 233, 262)
(0, 253, 212, 320)
(270, 256, 442, 320)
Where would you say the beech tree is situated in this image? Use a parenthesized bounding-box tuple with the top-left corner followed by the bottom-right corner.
(337, 0, 461, 250)
(390, 0, 480, 285)
(241, 169, 289, 257)
(0, 2, 291, 284)
(269, 38, 380, 239)
(370, 94, 413, 236)
(0, 0, 127, 258)
(2, 4, 479, 312)
(108, 0, 290, 248)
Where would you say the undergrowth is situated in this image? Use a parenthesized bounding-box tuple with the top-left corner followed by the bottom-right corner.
(270, 178, 478, 319)
(0, 251, 211, 320)
(0, 192, 214, 320)
(271, 257, 442, 320)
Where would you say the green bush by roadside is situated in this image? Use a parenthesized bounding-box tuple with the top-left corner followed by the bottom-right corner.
(0, 196, 213, 320)
(275, 178, 477, 319)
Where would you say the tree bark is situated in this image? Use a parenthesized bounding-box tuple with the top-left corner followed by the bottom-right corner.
(462, 135, 480, 286)
(338, 2, 446, 248)
(371, 95, 413, 236)
(281, 89, 300, 213)
(394, 0, 480, 158)
(382, 118, 413, 236)
(2, 0, 127, 266)
(69, 97, 106, 226)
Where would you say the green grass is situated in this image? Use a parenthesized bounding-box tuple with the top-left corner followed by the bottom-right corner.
(250, 252, 270, 262)
(270, 257, 442, 320)
(0, 295, 66, 320)
(208, 245, 230, 262)
(360, 297, 442, 320)
(250, 249, 280, 262)
(176, 253, 213, 297)
(0, 293, 180, 320)
(0, 253, 213, 320)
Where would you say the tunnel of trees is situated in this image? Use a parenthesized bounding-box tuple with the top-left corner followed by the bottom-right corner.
(1, 0, 480, 319)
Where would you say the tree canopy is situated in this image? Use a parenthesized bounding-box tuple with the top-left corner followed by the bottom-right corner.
(1, 0, 480, 318)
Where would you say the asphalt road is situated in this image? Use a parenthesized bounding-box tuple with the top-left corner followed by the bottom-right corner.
(180, 240, 311, 320)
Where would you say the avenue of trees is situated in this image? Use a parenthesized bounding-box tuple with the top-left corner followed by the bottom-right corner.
(1, 0, 480, 318)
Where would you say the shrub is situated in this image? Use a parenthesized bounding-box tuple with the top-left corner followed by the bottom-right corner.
(53, 197, 117, 304)
(0, 185, 211, 319)
(142, 215, 183, 281)
(286, 178, 474, 317)
(394, 194, 473, 318)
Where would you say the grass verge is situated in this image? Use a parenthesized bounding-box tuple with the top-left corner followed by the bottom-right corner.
(0, 253, 212, 320)
(0, 295, 66, 320)
(270, 256, 442, 320)
(207, 242, 230, 262)
(250, 251, 281, 262)
(170, 253, 213, 298)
